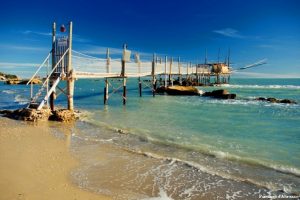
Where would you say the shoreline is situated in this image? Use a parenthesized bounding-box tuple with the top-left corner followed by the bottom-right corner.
(0, 117, 110, 200)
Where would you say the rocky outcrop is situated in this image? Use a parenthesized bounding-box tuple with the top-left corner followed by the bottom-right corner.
(6, 78, 42, 85)
(6, 79, 21, 85)
(0, 108, 79, 122)
(203, 89, 236, 99)
(256, 97, 297, 104)
(0, 108, 51, 122)
(49, 109, 79, 122)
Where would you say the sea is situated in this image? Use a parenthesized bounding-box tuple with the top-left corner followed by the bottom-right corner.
(1, 78, 300, 200)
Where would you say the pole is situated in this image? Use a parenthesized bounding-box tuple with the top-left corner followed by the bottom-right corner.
(152, 53, 156, 97)
(137, 53, 142, 97)
(67, 21, 74, 111)
(123, 78, 126, 105)
(106, 48, 110, 73)
(169, 57, 173, 86)
(30, 82, 33, 100)
(139, 77, 142, 97)
(178, 57, 182, 85)
(122, 44, 127, 104)
(50, 22, 56, 111)
(104, 78, 108, 104)
(164, 56, 167, 87)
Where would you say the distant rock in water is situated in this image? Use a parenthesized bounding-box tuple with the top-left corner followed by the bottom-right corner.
(6, 78, 42, 85)
(0, 71, 19, 81)
(256, 97, 297, 104)
(156, 86, 202, 96)
(203, 89, 236, 99)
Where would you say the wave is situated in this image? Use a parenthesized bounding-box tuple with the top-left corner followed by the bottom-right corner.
(223, 84, 300, 89)
(78, 117, 300, 178)
(141, 188, 174, 200)
(210, 149, 300, 177)
(128, 149, 300, 195)
(14, 95, 29, 105)
(175, 97, 299, 108)
(2, 89, 16, 94)
(74, 119, 300, 194)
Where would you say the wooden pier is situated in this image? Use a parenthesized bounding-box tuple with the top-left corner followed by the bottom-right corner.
(26, 21, 267, 111)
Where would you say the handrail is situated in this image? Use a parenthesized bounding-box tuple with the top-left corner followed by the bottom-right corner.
(26, 51, 52, 85)
(40, 48, 69, 88)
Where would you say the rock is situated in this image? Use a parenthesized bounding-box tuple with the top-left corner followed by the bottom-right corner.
(222, 94, 237, 99)
(267, 97, 278, 103)
(1, 108, 51, 121)
(155, 86, 167, 94)
(203, 89, 236, 99)
(6, 79, 21, 85)
(256, 97, 297, 104)
(49, 109, 78, 122)
(165, 86, 200, 96)
(279, 99, 296, 104)
(0, 110, 13, 115)
(6, 78, 42, 85)
(0, 76, 6, 81)
(156, 86, 200, 95)
(256, 97, 266, 101)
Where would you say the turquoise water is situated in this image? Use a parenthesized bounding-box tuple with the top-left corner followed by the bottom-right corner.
(1, 78, 300, 197)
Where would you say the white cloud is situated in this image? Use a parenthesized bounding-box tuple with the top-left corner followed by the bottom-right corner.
(0, 62, 40, 67)
(0, 44, 48, 51)
(23, 30, 52, 36)
(213, 28, 244, 38)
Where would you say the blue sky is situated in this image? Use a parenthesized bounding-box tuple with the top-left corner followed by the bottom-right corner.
(0, 0, 300, 78)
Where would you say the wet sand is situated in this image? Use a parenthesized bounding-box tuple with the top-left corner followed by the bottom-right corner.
(0, 117, 110, 200)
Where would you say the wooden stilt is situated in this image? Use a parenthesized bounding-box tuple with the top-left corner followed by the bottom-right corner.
(50, 22, 56, 111)
(164, 56, 167, 87)
(123, 78, 126, 105)
(104, 78, 108, 104)
(67, 21, 74, 111)
(152, 54, 156, 97)
(169, 57, 173, 86)
(138, 77, 142, 97)
(122, 44, 127, 104)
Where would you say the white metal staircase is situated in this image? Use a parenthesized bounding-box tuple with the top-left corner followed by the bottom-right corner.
(27, 48, 69, 110)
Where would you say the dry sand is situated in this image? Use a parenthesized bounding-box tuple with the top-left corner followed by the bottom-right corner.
(0, 117, 110, 200)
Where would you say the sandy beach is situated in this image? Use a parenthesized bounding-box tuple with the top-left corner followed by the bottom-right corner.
(0, 117, 110, 200)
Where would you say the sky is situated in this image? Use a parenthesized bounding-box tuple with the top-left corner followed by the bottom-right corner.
(0, 0, 300, 78)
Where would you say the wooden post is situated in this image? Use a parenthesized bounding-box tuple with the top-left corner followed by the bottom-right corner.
(169, 57, 173, 86)
(164, 56, 167, 87)
(104, 78, 108, 104)
(122, 44, 127, 104)
(67, 21, 74, 111)
(196, 64, 199, 85)
(106, 48, 110, 74)
(139, 77, 142, 97)
(152, 53, 156, 97)
(104, 48, 110, 104)
(50, 22, 56, 111)
(178, 57, 182, 85)
(135, 53, 142, 97)
(123, 78, 126, 105)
